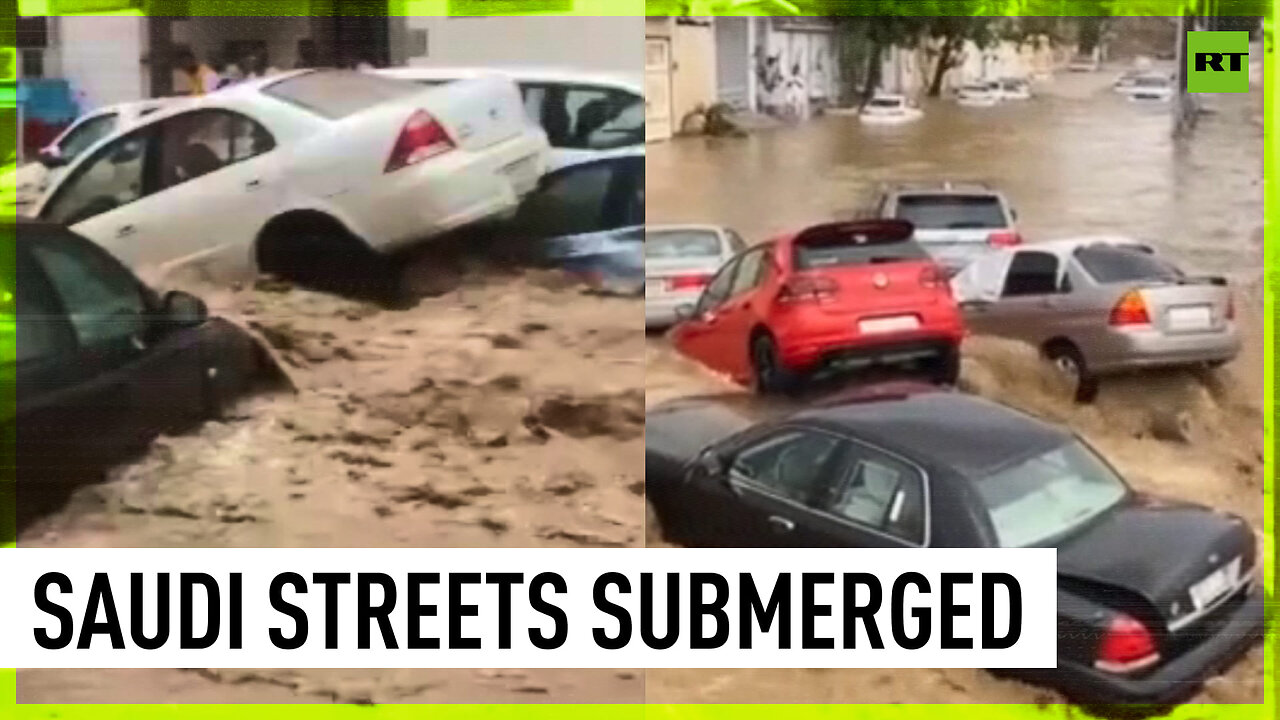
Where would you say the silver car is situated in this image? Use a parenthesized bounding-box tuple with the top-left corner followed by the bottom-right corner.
(873, 182, 1021, 275)
(953, 237, 1240, 401)
(644, 224, 746, 329)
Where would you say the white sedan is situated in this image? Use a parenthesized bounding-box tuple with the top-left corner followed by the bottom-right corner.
(645, 224, 747, 329)
(6, 97, 185, 214)
(32, 70, 550, 280)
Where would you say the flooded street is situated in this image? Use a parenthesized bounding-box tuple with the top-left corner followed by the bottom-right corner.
(18, 252, 645, 703)
(645, 66, 1266, 706)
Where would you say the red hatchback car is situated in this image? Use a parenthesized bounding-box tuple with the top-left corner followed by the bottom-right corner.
(671, 220, 966, 394)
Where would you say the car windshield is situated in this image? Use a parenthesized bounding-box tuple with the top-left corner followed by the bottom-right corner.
(646, 229, 721, 259)
(793, 237, 928, 270)
(869, 98, 901, 108)
(1075, 245, 1183, 283)
(1134, 77, 1168, 88)
(976, 440, 1128, 548)
(263, 70, 421, 119)
(895, 194, 1007, 230)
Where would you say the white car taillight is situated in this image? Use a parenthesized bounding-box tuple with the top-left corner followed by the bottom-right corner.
(385, 110, 455, 173)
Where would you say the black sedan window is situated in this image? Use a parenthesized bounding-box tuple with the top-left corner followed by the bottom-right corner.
(730, 429, 843, 504)
(977, 440, 1127, 548)
(28, 234, 149, 347)
(826, 453, 925, 545)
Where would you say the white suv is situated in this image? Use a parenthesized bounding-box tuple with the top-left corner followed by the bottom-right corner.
(872, 182, 1022, 275)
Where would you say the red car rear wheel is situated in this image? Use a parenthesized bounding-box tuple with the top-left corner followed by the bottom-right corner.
(750, 334, 799, 396)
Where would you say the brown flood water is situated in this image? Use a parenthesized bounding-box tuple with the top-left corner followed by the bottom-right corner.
(645, 66, 1267, 705)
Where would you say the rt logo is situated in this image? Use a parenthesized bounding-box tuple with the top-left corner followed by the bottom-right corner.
(1187, 31, 1250, 93)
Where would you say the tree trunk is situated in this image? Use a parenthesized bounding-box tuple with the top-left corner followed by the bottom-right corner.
(927, 40, 954, 97)
(860, 42, 882, 107)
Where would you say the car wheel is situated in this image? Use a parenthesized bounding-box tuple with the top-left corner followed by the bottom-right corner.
(933, 345, 962, 386)
(259, 219, 404, 305)
(750, 334, 798, 396)
(1046, 342, 1098, 403)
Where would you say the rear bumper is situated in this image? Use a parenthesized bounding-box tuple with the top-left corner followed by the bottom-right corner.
(777, 330, 961, 375)
(1042, 586, 1263, 706)
(1090, 324, 1241, 374)
(646, 292, 702, 328)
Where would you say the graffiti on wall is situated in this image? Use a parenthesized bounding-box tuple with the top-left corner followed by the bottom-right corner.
(753, 27, 834, 121)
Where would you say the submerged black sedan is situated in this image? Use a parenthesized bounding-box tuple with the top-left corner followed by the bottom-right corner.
(2, 219, 280, 485)
(645, 382, 1263, 705)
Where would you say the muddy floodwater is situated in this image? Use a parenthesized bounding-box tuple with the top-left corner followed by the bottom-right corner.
(18, 247, 645, 702)
(646, 67, 1266, 705)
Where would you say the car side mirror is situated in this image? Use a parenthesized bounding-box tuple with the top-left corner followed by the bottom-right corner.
(37, 148, 67, 169)
(161, 290, 208, 327)
(674, 303, 696, 322)
(692, 447, 729, 480)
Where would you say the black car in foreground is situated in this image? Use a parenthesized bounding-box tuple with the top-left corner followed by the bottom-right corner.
(645, 382, 1263, 706)
(2, 219, 279, 487)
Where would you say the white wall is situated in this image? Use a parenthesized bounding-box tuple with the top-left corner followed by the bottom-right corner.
(754, 21, 838, 118)
(55, 16, 147, 111)
(402, 16, 642, 80)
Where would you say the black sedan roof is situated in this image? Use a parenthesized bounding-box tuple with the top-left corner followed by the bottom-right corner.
(792, 388, 1072, 478)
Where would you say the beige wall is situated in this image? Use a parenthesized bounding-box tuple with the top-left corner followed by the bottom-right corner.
(401, 16, 642, 78)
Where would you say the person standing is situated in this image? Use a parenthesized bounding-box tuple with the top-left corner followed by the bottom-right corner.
(175, 48, 219, 96)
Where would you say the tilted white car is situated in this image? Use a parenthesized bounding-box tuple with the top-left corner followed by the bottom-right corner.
(373, 66, 643, 170)
(7, 97, 187, 214)
(32, 70, 550, 279)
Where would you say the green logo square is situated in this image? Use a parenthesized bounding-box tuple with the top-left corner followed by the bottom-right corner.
(1187, 31, 1250, 93)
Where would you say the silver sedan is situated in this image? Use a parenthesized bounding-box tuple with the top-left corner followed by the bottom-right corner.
(645, 224, 747, 329)
(953, 237, 1240, 401)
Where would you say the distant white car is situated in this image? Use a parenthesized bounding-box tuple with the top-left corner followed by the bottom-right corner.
(6, 97, 187, 213)
(373, 66, 643, 170)
(32, 70, 550, 279)
(956, 83, 1000, 107)
(858, 94, 924, 124)
(997, 77, 1032, 100)
(645, 224, 747, 329)
(1123, 74, 1175, 102)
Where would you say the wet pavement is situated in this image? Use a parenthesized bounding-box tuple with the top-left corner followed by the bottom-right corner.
(645, 64, 1267, 707)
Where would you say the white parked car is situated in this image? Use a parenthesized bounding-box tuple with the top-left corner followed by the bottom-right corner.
(32, 70, 550, 280)
(645, 224, 747, 329)
(373, 66, 643, 170)
(872, 181, 1023, 275)
(1123, 74, 1175, 102)
(5, 97, 187, 213)
(956, 83, 1000, 107)
(858, 94, 924, 124)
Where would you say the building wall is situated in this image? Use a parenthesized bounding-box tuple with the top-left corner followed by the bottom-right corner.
(400, 16, 642, 78)
(169, 14, 313, 72)
(55, 16, 147, 110)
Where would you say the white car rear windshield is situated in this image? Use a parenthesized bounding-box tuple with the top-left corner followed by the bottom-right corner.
(977, 440, 1127, 548)
(895, 194, 1007, 230)
(869, 98, 901, 108)
(646, 230, 722, 259)
(264, 71, 421, 119)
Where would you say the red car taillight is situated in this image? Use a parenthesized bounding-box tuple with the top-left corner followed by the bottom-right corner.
(1109, 289, 1151, 327)
(1094, 613, 1161, 674)
(919, 264, 948, 290)
(668, 274, 712, 291)
(988, 231, 1022, 247)
(385, 110, 455, 173)
(777, 275, 839, 305)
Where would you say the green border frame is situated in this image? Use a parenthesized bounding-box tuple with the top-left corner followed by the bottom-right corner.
(1, 0, 1275, 717)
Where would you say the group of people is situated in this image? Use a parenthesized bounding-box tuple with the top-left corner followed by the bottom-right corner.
(172, 39, 377, 97)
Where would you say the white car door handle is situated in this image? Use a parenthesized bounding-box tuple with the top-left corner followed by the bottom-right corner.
(245, 179, 262, 190)
(117, 225, 136, 238)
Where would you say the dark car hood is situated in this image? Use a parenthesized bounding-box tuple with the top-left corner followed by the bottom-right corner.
(1058, 494, 1255, 625)
(645, 396, 768, 464)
